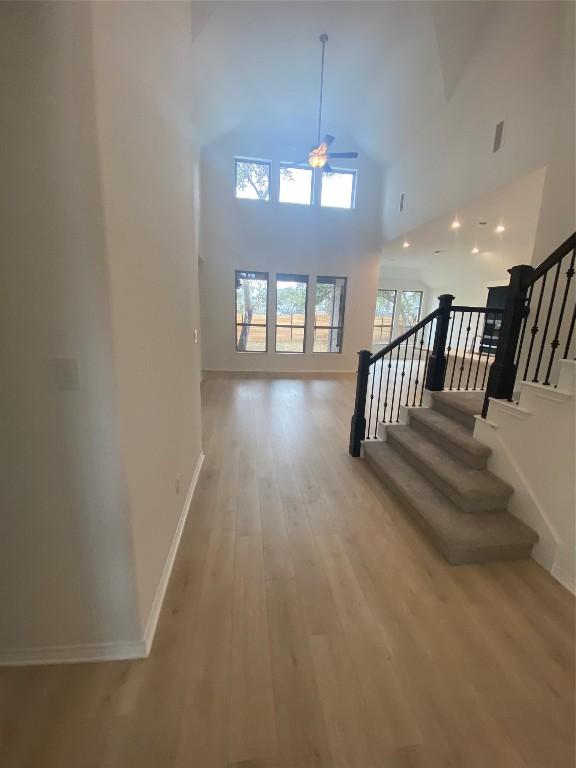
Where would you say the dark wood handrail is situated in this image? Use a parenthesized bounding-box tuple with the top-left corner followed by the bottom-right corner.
(369, 308, 441, 364)
(451, 306, 504, 314)
(529, 232, 576, 285)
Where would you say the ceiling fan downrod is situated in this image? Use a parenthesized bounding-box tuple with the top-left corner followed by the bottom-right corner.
(317, 33, 328, 147)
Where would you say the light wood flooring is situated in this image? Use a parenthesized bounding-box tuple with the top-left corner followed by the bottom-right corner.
(1, 373, 574, 767)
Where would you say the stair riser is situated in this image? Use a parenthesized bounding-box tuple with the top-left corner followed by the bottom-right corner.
(387, 432, 510, 514)
(432, 397, 477, 431)
(365, 453, 533, 566)
(409, 417, 487, 470)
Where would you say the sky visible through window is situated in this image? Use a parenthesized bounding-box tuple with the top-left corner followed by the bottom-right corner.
(321, 170, 355, 209)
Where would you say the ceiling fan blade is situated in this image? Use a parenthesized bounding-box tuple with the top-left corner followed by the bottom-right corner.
(328, 152, 358, 159)
(323, 134, 335, 147)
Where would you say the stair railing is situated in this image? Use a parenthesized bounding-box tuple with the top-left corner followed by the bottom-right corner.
(349, 294, 502, 456)
(482, 232, 576, 416)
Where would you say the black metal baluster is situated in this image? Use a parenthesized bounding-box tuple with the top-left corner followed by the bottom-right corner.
(373, 357, 385, 437)
(457, 312, 473, 390)
(444, 312, 455, 388)
(449, 312, 464, 389)
(473, 314, 486, 390)
(481, 318, 497, 389)
(523, 273, 547, 381)
(396, 340, 409, 422)
(514, 285, 533, 370)
(533, 259, 563, 382)
(466, 311, 481, 390)
(383, 354, 393, 423)
(543, 250, 575, 385)
(420, 318, 435, 405)
(389, 346, 400, 422)
(412, 328, 425, 406)
(564, 304, 576, 359)
(406, 334, 417, 406)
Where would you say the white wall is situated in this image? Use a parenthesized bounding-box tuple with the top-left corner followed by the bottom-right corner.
(0, 0, 203, 661)
(475, 361, 576, 593)
(91, 0, 204, 633)
(200, 129, 382, 371)
(383, 2, 571, 242)
(532, 3, 575, 265)
(0, 2, 140, 654)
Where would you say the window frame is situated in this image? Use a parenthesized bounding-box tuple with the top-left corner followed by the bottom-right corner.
(313, 276, 348, 354)
(275, 272, 309, 354)
(278, 162, 314, 206)
(235, 270, 269, 353)
(373, 288, 397, 345)
(320, 168, 357, 210)
(234, 158, 271, 202)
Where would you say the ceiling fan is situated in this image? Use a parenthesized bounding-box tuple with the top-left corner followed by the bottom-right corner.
(291, 34, 358, 172)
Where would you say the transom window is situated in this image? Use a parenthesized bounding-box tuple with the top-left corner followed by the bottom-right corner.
(279, 164, 313, 205)
(235, 271, 268, 352)
(275, 274, 308, 353)
(235, 159, 270, 201)
(320, 169, 356, 209)
(234, 158, 356, 209)
(373, 289, 397, 345)
(313, 276, 347, 353)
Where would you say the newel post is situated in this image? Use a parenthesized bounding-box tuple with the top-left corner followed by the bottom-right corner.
(425, 294, 455, 391)
(482, 264, 534, 417)
(349, 349, 372, 457)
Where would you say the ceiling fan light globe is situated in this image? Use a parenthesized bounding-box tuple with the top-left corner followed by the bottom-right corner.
(309, 153, 327, 168)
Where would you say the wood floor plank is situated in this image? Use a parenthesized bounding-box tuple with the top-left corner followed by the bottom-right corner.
(0, 374, 573, 768)
(227, 536, 277, 764)
(265, 577, 333, 768)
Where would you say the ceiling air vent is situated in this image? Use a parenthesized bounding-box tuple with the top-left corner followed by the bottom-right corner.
(493, 121, 504, 153)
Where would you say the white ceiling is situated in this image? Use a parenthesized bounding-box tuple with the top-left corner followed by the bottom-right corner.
(188, 1, 498, 161)
(381, 167, 547, 287)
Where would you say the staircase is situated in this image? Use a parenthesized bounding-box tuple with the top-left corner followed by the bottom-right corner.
(363, 390, 538, 565)
(350, 233, 575, 568)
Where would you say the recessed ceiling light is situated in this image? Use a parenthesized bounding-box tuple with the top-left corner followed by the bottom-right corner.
(495, 224, 506, 234)
(451, 219, 461, 230)
(402, 240, 410, 249)
(471, 246, 480, 254)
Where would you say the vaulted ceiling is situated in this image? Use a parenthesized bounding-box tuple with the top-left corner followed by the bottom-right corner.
(188, 1, 498, 162)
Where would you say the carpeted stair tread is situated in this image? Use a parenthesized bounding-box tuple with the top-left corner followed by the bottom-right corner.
(364, 441, 538, 565)
(386, 424, 513, 513)
(408, 407, 491, 469)
(431, 391, 484, 431)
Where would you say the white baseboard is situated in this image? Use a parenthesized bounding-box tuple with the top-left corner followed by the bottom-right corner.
(0, 639, 147, 667)
(143, 450, 205, 654)
(0, 451, 205, 667)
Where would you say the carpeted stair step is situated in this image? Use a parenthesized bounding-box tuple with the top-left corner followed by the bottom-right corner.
(408, 407, 491, 469)
(386, 425, 513, 513)
(431, 390, 485, 431)
(364, 441, 538, 565)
